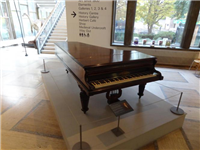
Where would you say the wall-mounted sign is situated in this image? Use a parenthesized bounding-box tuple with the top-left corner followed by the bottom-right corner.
(66, 0, 112, 47)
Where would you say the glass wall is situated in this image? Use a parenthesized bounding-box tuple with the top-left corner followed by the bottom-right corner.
(0, 1, 13, 40)
(113, 0, 193, 49)
(190, 11, 200, 48)
(113, 0, 127, 44)
(9, 0, 37, 38)
(133, 0, 190, 47)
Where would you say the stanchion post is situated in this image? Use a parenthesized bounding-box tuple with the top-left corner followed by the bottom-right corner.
(170, 92, 184, 115)
(41, 59, 49, 73)
(80, 125, 82, 150)
(72, 124, 90, 150)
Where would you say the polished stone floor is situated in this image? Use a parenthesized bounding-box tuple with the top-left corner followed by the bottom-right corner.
(0, 45, 199, 150)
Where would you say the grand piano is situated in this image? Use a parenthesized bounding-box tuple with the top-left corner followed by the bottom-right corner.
(55, 42, 163, 113)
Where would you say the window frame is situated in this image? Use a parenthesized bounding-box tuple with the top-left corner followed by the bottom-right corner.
(111, 0, 200, 51)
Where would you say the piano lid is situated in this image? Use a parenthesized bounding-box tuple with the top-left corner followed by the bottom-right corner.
(55, 41, 155, 68)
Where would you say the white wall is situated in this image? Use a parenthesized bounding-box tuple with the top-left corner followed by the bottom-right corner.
(65, 0, 199, 66)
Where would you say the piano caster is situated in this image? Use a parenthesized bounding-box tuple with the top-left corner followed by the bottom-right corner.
(138, 95, 143, 99)
(138, 84, 146, 99)
(66, 69, 69, 74)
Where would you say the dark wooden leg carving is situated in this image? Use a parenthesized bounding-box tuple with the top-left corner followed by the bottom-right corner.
(80, 91, 89, 114)
(138, 84, 146, 99)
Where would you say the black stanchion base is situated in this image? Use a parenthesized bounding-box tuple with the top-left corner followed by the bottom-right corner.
(72, 141, 91, 150)
(41, 70, 50, 73)
(170, 107, 184, 115)
(111, 127, 124, 137)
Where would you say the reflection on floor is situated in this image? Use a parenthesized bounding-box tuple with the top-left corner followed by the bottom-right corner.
(0, 45, 199, 150)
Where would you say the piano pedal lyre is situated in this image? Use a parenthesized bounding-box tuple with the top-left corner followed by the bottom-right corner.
(106, 89, 122, 104)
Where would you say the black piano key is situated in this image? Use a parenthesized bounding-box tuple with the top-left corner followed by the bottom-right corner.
(91, 82, 96, 85)
(105, 79, 110, 82)
(109, 79, 115, 82)
(99, 80, 106, 84)
(95, 81, 100, 85)
(127, 75, 132, 78)
(118, 77, 124, 80)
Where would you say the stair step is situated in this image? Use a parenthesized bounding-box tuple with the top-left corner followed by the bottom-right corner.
(41, 50, 55, 54)
(52, 30, 67, 33)
(48, 37, 66, 40)
(47, 39, 66, 43)
(51, 33, 67, 37)
(43, 46, 55, 50)
(56, 24, 66, 26)
(54, 27, 67, 29)
(55, 26, 67, 28)
(53, 28, 67, 31)
(49, 35, 67, 38)
(45, 43, 55, 46)
(52, 31, 67, 34)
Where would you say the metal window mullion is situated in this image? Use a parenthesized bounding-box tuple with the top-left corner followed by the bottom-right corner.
(111, 1, 116, 45)
(180, 1, 200, 49)
(124, 0, 137, 46)
(6, 0, 16, 39)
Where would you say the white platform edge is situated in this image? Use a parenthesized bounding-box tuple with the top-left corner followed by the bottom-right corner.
(42, 68, 186, 150)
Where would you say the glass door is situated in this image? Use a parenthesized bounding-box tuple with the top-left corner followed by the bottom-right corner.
(0, 1, 13, 40)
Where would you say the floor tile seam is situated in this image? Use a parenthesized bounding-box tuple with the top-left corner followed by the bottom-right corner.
(185, 118, 200, 123)
(2, 73, 43, 84)
(5, 82, 43, 89)
(11, 128, 63, 140)
(0, 105, 14, 115)
(181, 128, 194, 150)
(161, 71, 189, 83)
(160, 86, 200, 100)
(154, 140, 159, 150)
(181, 105, 200, 109)
(10, 99, 46, 131)
(0, 96, 25, 115)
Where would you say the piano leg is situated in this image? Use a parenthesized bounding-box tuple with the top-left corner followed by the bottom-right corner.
(80, 91, 90, 114)
(138, 84, 146, 99)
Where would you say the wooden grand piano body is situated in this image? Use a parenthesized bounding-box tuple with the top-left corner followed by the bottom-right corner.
(55, 42, 163, 113)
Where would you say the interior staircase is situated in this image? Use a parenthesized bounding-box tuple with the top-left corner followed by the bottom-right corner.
(41, 9, 67, 54)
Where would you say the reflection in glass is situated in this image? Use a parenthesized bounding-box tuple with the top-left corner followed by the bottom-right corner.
(20, 4, 28, 15)
(10, 0, 19, 11)
(113, 0, 127, 44)
(0, 3, 2, 17)
(2, 2, 8, 17)
(190, 11, 200, 49)
(113, 0, 191, 48)
(1, 18, 11, 40)
(12, 11, 23, 38)
(133, 0, 191, 47)
(28, 1, 36, 12)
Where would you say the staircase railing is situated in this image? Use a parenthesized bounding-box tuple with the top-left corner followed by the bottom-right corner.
(34, 1, 65, 54)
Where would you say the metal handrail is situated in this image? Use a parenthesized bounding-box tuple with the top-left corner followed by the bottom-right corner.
(34, 1, 65, 54)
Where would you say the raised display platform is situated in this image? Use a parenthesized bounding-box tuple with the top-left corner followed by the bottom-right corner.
(42, 61, 186, 150)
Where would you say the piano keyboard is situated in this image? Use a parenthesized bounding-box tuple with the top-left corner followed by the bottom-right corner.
(90, 72, 158, 89)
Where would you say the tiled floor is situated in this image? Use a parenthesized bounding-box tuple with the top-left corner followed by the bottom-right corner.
(0, 45, 199, 150)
